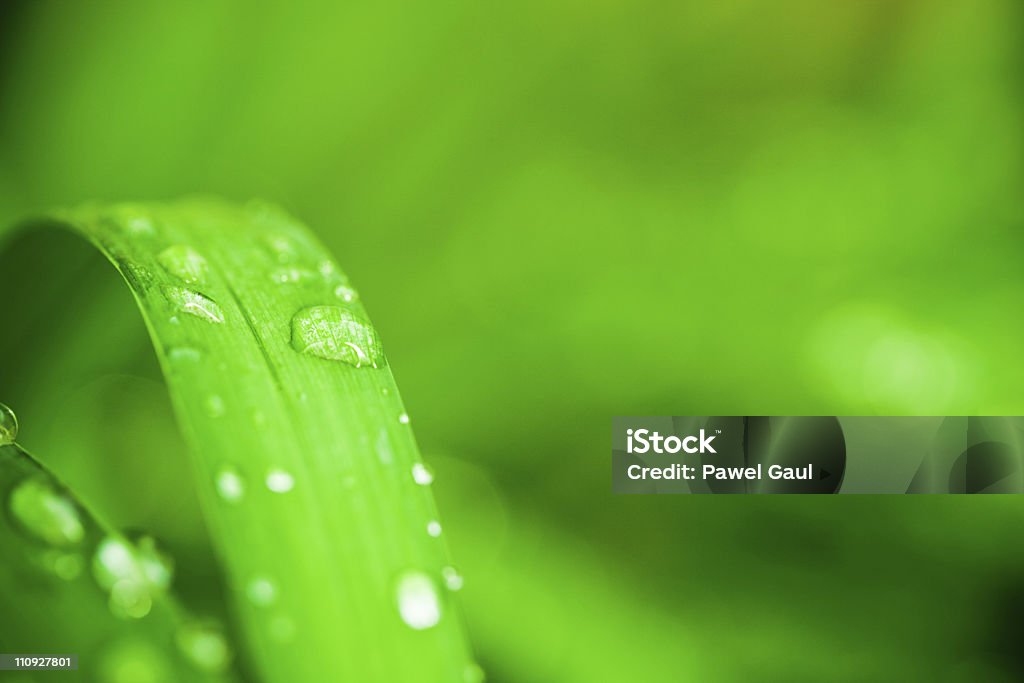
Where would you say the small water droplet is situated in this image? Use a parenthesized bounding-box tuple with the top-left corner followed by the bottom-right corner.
(157, 245, 209, 285)
(135, 535, 174, 591)
(110, 207, 157, 237)
(463, 662, 486, 683)
(215, 468, 245, 503)
(167, 346, 201, 363)
(177, 621, 232, 673)
(8, 478, 85, 546)
(247, 577, 277, 607)
(427, 520, 442, 537)
(52, 551, 84, 580)
(395, 570, 442, 630)
(262, 234, 299, 263)
(334, 284, 359, 303)
(442, 566, 464, 592)
(270, 266, 317, 284)
(398, 413, 410, 425)
(265, 469, 294, 493)
(163, 286, 224, 324)
(0, 402, 18, 444)
(318, 260, 336, 277)
(204, 395, 226, 418)
(411, 463, 434, 486)
(290, 306, 385, 367)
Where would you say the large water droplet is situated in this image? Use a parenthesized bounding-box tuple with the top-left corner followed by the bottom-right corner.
(395, 570, 442, 630)
(411, 463, 434, 486)
(8, 478, 85, 546)
(265, 469, 294, 493)
(163, 286, 224, 324)
(215, 468, 245, 503)
(247, 576, 277, 607)
(176, 621, 232, 673)
(0, 402, 17, 444)
(290, 306, 385, 367)
(157, 245, 209, 285)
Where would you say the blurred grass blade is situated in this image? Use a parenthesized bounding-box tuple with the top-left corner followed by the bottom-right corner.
(0, 438, 234, 680)
(0, 199, 474, 682)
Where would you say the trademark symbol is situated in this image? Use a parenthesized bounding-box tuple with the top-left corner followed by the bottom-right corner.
(716, 430, 722, 434)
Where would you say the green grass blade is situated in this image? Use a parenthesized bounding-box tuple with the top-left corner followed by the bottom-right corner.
(0, 199, 474, 682)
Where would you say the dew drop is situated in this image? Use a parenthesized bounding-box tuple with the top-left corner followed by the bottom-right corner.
(215, 468, 245, 503)
(290, 306, 385, 367)
(177, 621, 232, 673)
(52, 551, 84, 581)
(271, 267, 316, 284)
(464, 662, 486, 683)
(265, 469, 294, 494)
(334, 284, 359, 303)
(204, 395, 226, 418)
(376, 430, 394, 466)
(135, 535, 174, 591)
(442, 566, 464, 592)
(398, 413, 410, 425)
(157, 245, 209, 285)
(262, 234, 299, 263)
(318, 260, 336, 277)
(8, 478, 85, 546)
(411, 463, 434, 486)
(0, 402, 18, 444)
(163, 286, 224, 324)
(395, 570, 442, 630)
(167, 347, 202, 364)
(427, 520, 442, 537)
(247, 577, 277, 607)
(110, 207, 157, 237)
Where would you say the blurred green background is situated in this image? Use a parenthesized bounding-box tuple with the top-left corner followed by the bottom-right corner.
(2, 1, 1024, 680)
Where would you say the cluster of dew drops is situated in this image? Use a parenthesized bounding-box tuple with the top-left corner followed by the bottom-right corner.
(92, 206, 479, 677)
(1, 402, 233, 675)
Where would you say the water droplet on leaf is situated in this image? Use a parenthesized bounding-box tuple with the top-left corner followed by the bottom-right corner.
(0, 402, 18, 444)
(427, 520, 442, 537)
(8, 478, 85, 546)
(398, 413, 410, 425)
(442, 566, 464, 592)
(265, 469, 294, 493)
(335, 284, 358, 303)
(290, 306, 385, 367)
(247, 576, 277, 607)
(270, 267, 316, 284)
(204, 395, 226, 418)
(177, 621, 232, 673)
(411, 463, 434, 486)
(157, 245, 209, 285)
(215, 468, 245, 503)
(395, 570, 442, 630)
(163, 286, 224, 324)
(464, 662, 486, 683)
